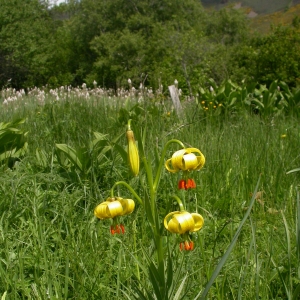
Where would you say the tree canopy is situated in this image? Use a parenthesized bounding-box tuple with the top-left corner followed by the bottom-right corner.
(0, 0, 299, 91)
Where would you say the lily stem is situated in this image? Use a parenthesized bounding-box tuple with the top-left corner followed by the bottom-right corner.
(153, 139, 185, 192)
(171, 195, 186, 212)
(110, 181, 144, 206)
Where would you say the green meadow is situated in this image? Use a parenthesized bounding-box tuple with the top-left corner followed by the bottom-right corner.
(0, 84, 299, 299)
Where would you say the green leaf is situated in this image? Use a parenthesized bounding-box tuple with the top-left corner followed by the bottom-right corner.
(173, 273, 188, 300)
(55, 144, 83, 171)
(293, 284, 300, 300)
(166, 249, 173, 295)
(286, 168, 300, 174)
(113, 144, 128, 163)
(208, 78, 218, 90)
(269, 80, 278, 93)
(1, 291, 7, 300)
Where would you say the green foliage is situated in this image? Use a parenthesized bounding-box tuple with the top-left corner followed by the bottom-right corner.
(230, 26, 300, 87)
(0, 119, 28, 166)
(91, 29, 147, 87)
(197, 78, 299, 117)
(54, 131, 125, 184)
(85, 0, 208, 88)
(0, 0, 53, 87)
(1, 0, 300, 93)
(205, 7, 248, 45)
(0, 90, 299, 298)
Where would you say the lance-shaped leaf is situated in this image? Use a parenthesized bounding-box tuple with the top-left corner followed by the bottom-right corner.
(55, 144, 83, 172)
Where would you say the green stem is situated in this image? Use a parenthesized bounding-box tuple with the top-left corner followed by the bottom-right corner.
(142, 156, 155, 216)
(133, 220, 140, 281)
(110, 181, 144, 206)
(127, 119, 132, 131)
(171, 195, 186, 212)
(153, 139, 185, 192)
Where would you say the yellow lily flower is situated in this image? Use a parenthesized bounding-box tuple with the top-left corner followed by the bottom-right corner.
(165, 148, 205, 173)
(94, 197, 135, 219)
(164, 210, 204, 251)
(164, 211, 204, 234)
(94, 197, 135, 234)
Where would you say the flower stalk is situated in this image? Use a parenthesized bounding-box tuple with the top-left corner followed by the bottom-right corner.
(94, 119, 206, 297)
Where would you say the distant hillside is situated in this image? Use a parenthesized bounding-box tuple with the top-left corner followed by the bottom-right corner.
(201, 0, 299, 14)
(202, 0, 300, 34)
(248, 3, 300, 34)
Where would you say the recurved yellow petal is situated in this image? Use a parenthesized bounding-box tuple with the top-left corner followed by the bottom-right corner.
(180, 153, 198, 170)
(190, 213, 204, 232)
(165, 158, 179, 173)
(165, 147, 205, 173)
(94, 196, 136, 220)
(94, 201, 123, 219)
(119, 198, 135, 215)
(164, 211, 195, 234)
(195, 155, 205, 170)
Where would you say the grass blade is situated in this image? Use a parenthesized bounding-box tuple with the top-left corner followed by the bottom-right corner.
(196, 175, 261, 300)
(296, 188, 300, 279)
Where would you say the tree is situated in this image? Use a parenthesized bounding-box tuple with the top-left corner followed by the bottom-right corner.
(0, 0, 54, 87)
(229, 25, 300, 87)
(83, 0, 207, 89)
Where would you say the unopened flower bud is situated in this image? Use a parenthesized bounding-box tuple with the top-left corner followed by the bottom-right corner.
(126, 125, 139, 176)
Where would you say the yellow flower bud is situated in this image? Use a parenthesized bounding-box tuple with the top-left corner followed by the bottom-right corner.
(126, 129, 140, 176)
(164, 211, 204, 234)
(165, 148, 205, 173)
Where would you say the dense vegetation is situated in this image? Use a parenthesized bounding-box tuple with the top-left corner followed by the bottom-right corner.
(0, 83, 299, 299)
(0, 0, 300, 92)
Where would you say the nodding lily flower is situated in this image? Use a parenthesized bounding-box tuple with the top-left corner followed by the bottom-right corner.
(164, 211, 204, 234)
(164, 211, 204, 251)
(166, 148, 205, 190)
(94, 197, 135, 234)
(165, 148, 205, 173)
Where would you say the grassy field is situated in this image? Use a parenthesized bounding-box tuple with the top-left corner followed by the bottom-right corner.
(0, 86, 299, 299)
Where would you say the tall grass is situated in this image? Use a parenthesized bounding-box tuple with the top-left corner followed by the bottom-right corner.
(0, 89, 299, 299)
